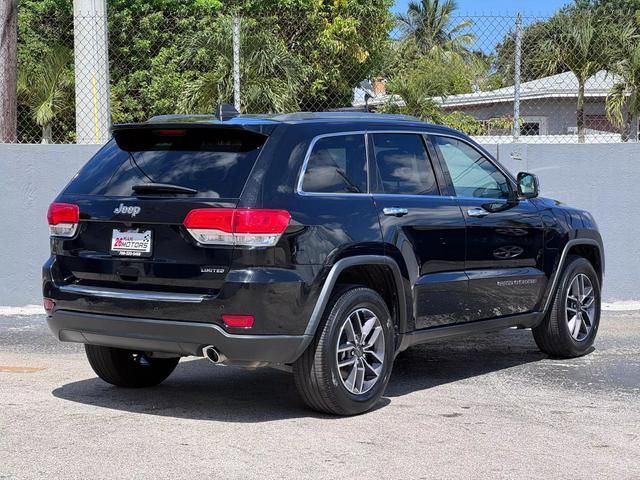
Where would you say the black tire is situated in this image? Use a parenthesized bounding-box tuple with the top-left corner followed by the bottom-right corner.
(533, 255, 601, 358)
(293, 286, 395, 416)
(85, 344, 180, 387)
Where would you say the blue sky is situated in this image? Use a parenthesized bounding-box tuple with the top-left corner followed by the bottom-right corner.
(392, 0, 569, 16)
(391, 0, 572, 52)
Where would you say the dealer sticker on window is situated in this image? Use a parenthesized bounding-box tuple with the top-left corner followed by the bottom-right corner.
(110, 229, 152, 257)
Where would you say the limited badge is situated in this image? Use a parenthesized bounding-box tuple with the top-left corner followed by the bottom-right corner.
(200, 266, 226, 274)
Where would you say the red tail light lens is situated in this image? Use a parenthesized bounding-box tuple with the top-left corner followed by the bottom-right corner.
(233, 209, 291, 234)
(47, 203, 79, 237)
(183, 208, 290, 247)
(222, 314, 255, 329)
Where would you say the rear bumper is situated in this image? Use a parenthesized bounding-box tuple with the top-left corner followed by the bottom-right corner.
(48, 309, 310, 365)
(43, 256, 321, 336)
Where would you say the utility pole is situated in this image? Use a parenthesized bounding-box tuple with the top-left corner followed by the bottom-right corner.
(73, 0, 111, 144)
(232, 14, 241, 112)
(0, 0, 17, 143)
(513, 13, 523, 142)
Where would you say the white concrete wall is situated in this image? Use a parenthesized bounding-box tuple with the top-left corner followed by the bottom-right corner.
(0, 144, 100, 305)
(494, 143, 639, 302)
(0, 142, 637, 305)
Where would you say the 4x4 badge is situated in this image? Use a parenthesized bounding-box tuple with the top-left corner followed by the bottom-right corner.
(113, 203, 141, 217)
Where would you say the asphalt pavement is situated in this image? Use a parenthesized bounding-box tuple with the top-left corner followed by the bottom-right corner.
(1, 311, 638, 479)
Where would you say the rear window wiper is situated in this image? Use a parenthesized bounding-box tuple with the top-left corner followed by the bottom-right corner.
(132, 183, 198, 195)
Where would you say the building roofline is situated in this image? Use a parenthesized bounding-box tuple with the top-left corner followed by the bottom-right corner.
(436, 90, 611, 108)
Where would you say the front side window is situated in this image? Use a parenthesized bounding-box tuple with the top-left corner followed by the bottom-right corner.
(432, 136, 511, 199)
(371, 133, 439, 195)
(301, 134, 367, 193)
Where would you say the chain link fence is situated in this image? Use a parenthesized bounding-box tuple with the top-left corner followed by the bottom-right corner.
(7, 4, 639, 144)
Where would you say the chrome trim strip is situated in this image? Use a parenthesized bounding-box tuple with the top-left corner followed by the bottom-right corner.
(59, 284, 210, 303)
(371, 193, 455, 200)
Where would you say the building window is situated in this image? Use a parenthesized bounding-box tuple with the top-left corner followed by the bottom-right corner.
(521, 122, 540, 136)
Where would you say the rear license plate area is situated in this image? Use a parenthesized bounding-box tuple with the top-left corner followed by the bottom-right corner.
(110, 229, 152, 258)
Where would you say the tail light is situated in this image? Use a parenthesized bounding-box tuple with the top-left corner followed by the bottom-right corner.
(47, 203, 79, 237)
(183, 208, 290, 247)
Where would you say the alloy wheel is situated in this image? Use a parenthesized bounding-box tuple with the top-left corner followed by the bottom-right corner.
(335, 308, 385, 395)
(565, 273, 596, 342)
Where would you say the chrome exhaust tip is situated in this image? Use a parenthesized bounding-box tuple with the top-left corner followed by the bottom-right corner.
(202, 345, 227, 365)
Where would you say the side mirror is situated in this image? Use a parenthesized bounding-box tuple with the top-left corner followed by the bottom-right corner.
(517, 172, 539, 199)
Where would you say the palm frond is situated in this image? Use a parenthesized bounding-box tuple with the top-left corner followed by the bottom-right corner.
(606, 83, 628, 128)
(18, 44, 72, 132)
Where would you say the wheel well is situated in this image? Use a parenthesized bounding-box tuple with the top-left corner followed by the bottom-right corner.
(335, 264, 401, 330)
(568, 244, 603, 283)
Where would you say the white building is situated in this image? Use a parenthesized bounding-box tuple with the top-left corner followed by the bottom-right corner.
(353, 71, 635, 142)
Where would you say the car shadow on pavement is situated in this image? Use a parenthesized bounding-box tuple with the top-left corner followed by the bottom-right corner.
(52, 328, 545, 422)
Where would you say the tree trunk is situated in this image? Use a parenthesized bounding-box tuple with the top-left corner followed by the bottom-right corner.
(577, 80, 585, 144)
(0, 0, 18, 143)
(622, 110, 633, 143)
(41, 124, 52, 144)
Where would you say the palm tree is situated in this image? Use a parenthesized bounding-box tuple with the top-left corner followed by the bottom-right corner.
(180, 16, 305, 114)
(606, 22, 640, 142)
(17, 45, 73, 144)
(538, 7, 609, 143)
(396, 0, 474, 58)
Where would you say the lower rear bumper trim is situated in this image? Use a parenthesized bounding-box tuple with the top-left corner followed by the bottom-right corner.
(48, 310, 309, 364)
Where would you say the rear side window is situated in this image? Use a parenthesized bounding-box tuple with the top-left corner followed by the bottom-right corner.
(64, 128, 266, 199)
(371, 133, 439, 195)
(301, 134, 367, 194)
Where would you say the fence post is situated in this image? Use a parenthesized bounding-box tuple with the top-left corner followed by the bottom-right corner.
(73, 0, 111, 144)
(513, 13, 522, 142)
(0, 0, 17, 143)
(232, 15, 241, 112)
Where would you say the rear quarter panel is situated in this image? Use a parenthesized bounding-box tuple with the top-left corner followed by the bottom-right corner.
(234, 123, 386, 333)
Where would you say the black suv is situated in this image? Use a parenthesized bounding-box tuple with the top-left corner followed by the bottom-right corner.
(44, 112, 604, 415)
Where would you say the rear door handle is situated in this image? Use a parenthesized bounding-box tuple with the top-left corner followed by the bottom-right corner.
(467, 207, 489, 218)
(383, 207, 409, 217)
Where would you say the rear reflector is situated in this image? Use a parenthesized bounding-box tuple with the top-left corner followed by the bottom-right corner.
(43, 298, 56, 315)
(183, 208, 290, 247)
(222, 314, 254, 329)
(47, 203, 79, 237)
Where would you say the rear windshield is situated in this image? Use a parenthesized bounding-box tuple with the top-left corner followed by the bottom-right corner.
(64, 128, 267, 198)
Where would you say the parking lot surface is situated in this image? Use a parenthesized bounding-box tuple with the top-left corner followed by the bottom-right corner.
(1, 311, 638, 479)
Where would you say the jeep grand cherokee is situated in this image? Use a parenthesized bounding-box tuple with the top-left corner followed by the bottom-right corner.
(43, 111, 604, 415)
